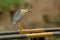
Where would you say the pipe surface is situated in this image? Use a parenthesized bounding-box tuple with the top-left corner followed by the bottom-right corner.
(0, 32, 60, 39)
(19, 28, 60, 33)
(0, 28, 60, 35)
(0, 30, 18, 35)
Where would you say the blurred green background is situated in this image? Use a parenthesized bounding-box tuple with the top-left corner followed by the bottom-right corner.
(0, 0, 25, 9)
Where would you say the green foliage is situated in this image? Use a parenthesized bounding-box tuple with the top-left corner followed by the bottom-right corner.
(0, 0, 25, 9)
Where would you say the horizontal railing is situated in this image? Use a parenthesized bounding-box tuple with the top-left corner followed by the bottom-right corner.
(0, 28, 59, 39)
(19, 28, 60, 33)
(0, 32, 60, 39)
(0, 28, 60, 34)
(0, 30, 18, 35)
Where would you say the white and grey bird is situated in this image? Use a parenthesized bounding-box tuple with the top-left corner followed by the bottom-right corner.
(12, 8, 31, 27)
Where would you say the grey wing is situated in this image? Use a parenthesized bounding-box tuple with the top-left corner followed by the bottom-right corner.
(12, 9, 21, 26)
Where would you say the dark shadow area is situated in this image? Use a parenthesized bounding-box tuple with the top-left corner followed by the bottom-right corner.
(31, 37, 45, 40)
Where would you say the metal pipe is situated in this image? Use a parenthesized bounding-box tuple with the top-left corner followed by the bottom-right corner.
(0, 32, 60, 39)
(19, 28, 60, 33)
(0, 28, 60, 35)
(0, 30, 18, 35)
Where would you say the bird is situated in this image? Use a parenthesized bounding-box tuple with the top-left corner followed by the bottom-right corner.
(12, 8, 31, 27)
